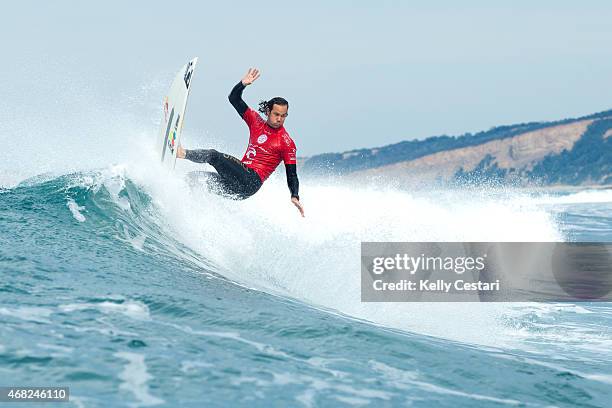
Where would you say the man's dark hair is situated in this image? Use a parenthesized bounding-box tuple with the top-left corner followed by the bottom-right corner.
(258, 97, 289, 115)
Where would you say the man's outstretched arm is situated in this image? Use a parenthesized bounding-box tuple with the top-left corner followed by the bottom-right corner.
(285, 164, 299, 200)
(228, 68, 260, 117)
(228, 82, 248, 117)
(285, 164, 304, 217)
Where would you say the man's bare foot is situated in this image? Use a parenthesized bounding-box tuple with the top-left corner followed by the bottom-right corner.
(176, 145, 186, 159)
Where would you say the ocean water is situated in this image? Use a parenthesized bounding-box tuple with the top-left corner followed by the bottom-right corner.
(1, 148, 611, 408)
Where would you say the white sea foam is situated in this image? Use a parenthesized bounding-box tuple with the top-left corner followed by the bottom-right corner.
(499, 303, 612, 357)
(0, 306, 54, 323)
(370, 360, 522, 405)
(532, 189, 612, 205)
(179, 360, 214, 373)
(59, 300, 151, 320)
(127, 156, 564, 348)
(115, 352, 164, 407)
(334, 395, 370, 406)
(66, 199, 86, 222)
(493, 353, 612, 385)
(118, 223, 147, 251)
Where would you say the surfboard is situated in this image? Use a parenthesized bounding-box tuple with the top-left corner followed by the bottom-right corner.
(158, 57, 198, 169)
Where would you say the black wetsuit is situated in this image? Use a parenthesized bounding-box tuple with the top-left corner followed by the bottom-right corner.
(184, 82, 300, 200)
(185, 149, 262, 199)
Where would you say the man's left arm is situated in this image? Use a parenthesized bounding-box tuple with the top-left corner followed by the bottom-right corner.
(285, 164, 304, 217)
(285, 164, 299, 200)
(282, 138, 304, 217)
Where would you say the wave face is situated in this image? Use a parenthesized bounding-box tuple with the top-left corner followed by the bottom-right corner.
(1, 158, 612, 406)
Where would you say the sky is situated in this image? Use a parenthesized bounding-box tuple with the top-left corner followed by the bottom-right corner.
(3, 0, 612, 157)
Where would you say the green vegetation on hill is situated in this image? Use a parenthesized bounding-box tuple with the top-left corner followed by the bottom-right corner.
(303, 109, 612, 179)
(530, 119, 612, 185)
(453, 118, 612, 185)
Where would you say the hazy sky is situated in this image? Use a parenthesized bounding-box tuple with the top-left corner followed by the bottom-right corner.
(4, 0, 612, 156)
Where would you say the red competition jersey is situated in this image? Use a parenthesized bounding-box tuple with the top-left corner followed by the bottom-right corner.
(240, 108, 297, 181)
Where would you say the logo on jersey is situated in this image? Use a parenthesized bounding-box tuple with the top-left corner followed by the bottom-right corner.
(246, 146, 257, 160)
(257, 134, 268, 144)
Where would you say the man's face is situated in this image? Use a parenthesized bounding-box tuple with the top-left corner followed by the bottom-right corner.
(266, 104, 288, 128)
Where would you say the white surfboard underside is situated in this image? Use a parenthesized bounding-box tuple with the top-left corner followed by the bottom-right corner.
(158, 57, 198, 169)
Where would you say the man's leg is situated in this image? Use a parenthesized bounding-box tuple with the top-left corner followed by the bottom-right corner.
(185, 149, 246, 180)
(183, 149, 218, 164)
(184, 149, 262, 198)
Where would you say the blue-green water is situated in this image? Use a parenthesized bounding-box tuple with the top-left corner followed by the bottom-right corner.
(1, 167, 611, 407)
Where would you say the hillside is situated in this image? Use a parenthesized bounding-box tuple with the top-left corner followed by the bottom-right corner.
(301, 110, 612, 186)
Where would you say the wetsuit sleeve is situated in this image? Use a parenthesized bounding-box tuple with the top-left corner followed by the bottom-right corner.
(285, 164, 299, 200)
(282, 136, 299, 199)
(229, 81, 260, 128)
(228, 81, 248, 117)
(185, 149, 215, 163)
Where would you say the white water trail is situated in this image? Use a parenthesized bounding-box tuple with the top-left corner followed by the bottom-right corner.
(112, 139, 568, 349)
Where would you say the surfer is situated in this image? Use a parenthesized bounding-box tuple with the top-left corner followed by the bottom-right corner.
(177, 68, 304, 217)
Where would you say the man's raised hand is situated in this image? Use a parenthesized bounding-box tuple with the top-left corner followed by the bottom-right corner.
(241, 68, 261, 86)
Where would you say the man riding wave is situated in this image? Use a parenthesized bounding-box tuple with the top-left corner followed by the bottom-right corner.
(177, 68, 304, 217)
